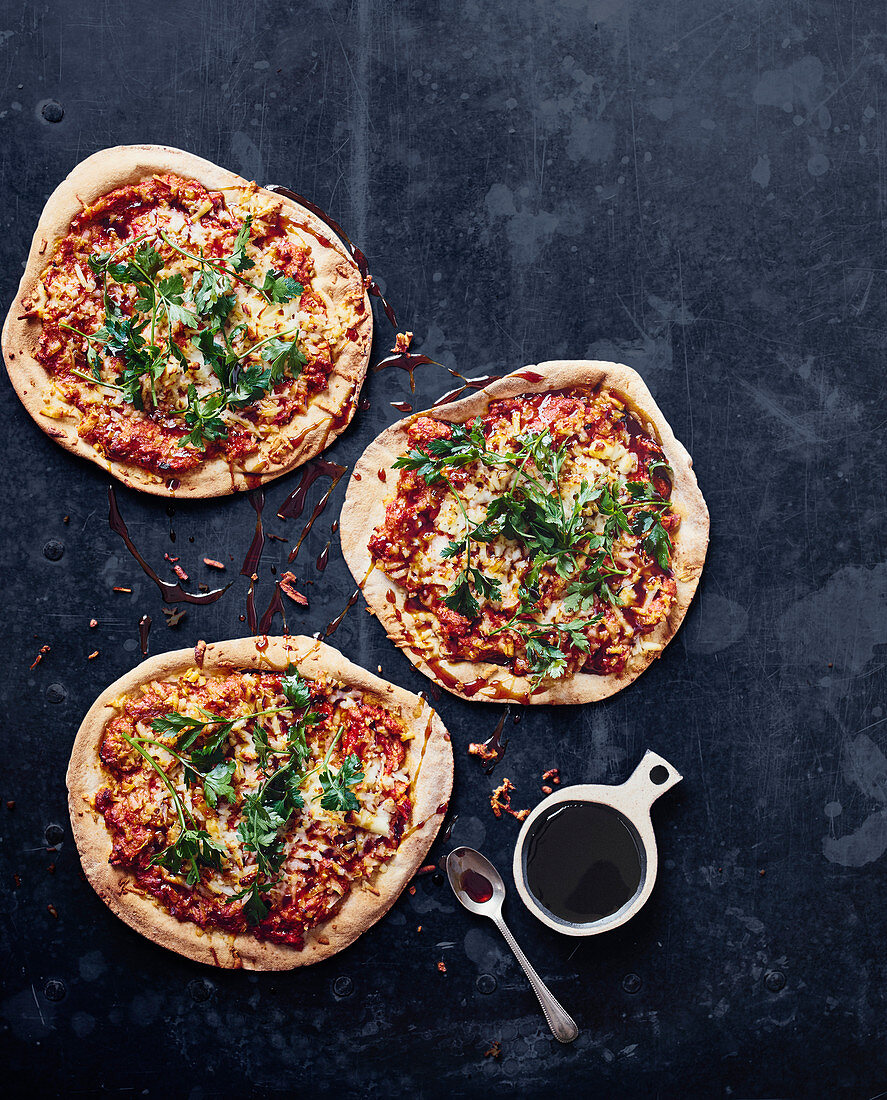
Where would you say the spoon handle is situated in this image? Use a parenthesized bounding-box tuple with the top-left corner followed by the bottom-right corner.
(493, 915, 579, 1043)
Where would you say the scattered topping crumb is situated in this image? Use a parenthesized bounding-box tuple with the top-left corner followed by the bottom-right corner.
(484, 1041, 502, 1060)
(437, 960, 447, 974)
(163, 607, 187, 627)
(267, 532, 288, 543)
(87, 650, 99, 660)
(469, 742, 499, 765)
(164, 553, 180, 564)
(408, 885, 416, 895)
(112, 586, 132, 593)
(392, 331, 414, 353)
(490, 777, 529, 821)
(89, 618, 98, 629)
(47, 904, 59, 919)
(542, 768, 561, 784)
(29, 645, 51, 670)
(541, 785, 553, 795)
(416, 864, 436, 876)
(280, 572, 308, 605)
(6, 800, 15, 810)
(172, 564, 189, 582)
(203, 558, 225, 570)
(63, 515, 70, 524)
(417, 925, 422, 932)
(47, 863, 55, 874)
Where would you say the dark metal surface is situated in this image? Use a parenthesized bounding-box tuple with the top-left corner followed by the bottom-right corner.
(1, 1, 885, 1095)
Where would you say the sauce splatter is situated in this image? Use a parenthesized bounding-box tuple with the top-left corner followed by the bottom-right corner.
(138, 614, 152, 656)
(278, 460, 347, 565)
(108, 488, 229, 606)
(432, 370, 502, 407)
(257, 582, 286, 634)
(372, 351, 437, 393)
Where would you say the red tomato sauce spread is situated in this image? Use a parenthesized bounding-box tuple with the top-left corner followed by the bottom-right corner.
(95, 670, 412, 947)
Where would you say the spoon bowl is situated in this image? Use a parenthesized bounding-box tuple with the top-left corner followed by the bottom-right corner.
(446, 846, 506, 916)
(446, 847, 579, 1044)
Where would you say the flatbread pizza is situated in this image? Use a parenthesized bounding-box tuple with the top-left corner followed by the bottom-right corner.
(340, 361, 709, 704)
(3, 145, 371, 497)
(67, 636, 452, 970)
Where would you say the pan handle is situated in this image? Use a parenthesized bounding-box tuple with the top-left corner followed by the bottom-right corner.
(619, 750, 682, 810)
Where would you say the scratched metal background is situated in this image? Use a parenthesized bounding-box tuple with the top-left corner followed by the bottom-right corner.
(1, 0, 885, 1096)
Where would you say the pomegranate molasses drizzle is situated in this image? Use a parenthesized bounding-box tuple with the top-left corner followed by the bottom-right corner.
(108, 487, 230, 606)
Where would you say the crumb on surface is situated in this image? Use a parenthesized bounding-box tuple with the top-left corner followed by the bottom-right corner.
(484, 1041, 502, 1060)
(490, 777, 529, 821)
(392, 331, 414, 353)
(279, 571, 308, 605)
(87, 650, 99, 660)
(29, 644, 51, 671)
(437, 960, 446, 974)
(112, 586, 132, 593)
(203, 558, 225, 570)
(469, 741, 498, 764)
(89, 618, 98, 628)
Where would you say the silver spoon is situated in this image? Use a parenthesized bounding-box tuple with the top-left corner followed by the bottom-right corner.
(446, 846, 579, 1044)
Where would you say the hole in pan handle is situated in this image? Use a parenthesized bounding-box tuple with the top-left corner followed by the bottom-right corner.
(620, 749, 683, 808)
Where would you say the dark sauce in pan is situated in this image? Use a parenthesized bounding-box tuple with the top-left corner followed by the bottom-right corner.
(525, 802, 642, 924)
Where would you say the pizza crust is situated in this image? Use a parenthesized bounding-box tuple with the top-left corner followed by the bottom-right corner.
(66, 635, 453, 970)
(339, 361, 710, 704)
(2, 144, 372, 498)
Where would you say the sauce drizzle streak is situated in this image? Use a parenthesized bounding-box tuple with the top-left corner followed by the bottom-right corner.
(108, 487, 229, 606)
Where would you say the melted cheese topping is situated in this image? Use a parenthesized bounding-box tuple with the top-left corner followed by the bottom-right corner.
(369, 389, 680, 682)
(95, 668, 413, 946)
(30, 174, 363, 476)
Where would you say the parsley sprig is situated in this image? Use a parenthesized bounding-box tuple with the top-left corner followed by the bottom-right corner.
(117, 730, 226, 886)
(63, 215, 305, 445)
(182, 324, 306, 448)
(231, 723, 364, 923)
(392, 419, 675, 680)
(159, 222, 303, 307)
(135, 667, 364, 925)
